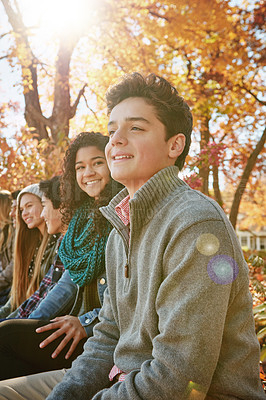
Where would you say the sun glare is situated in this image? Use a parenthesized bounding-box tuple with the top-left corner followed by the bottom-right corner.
(21, 0, 100, 38)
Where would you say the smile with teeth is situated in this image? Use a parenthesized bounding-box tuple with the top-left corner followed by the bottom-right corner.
(113, 155, 133, 160)
(84, 179, 100, 185)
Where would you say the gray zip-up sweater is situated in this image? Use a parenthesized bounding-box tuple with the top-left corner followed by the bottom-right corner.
(48, 166, 264, 400)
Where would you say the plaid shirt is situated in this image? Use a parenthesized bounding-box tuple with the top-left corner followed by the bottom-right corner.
(109, 195, 130, 383)
(115, 195, 130, 226)
(17, 236, 64, 318)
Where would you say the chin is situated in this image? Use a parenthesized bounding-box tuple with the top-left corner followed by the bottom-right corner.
(88, 191, 101, 199)
(111, 173, 126, 185)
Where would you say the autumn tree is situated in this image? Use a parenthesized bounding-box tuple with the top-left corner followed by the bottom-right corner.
(0, 0, 265, 227)
(67, 0, 265, 227)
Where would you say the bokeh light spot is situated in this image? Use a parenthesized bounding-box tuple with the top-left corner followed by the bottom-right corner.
(196, 233, 220, 256)
(185, 381, 206, 399)
(207, 255, 239, 285)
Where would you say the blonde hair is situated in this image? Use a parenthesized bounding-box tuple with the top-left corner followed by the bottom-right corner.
(0, 191, 13, 258)
(10, 191, 49, 310)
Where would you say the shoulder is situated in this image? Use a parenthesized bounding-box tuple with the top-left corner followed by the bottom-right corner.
(149, 186, 240, 255)
(158, 186, 226, 227)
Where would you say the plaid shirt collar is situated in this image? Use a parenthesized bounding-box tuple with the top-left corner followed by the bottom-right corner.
(115, 195, 130, 226)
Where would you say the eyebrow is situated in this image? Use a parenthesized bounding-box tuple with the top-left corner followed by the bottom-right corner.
(108, 117, 150, 127)
(75, 156, 105, 165)
(20, 201, 33, 209)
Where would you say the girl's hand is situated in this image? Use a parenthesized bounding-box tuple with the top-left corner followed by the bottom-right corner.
(36, 315, 87, 359)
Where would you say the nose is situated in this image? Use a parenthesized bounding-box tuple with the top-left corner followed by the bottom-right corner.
(84, 165, 96, 176)
(109, 128, 127, 146)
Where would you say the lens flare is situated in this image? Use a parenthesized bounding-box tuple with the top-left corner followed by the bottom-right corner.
(207, 255, 239, 285)
(196, 233, 220, 256)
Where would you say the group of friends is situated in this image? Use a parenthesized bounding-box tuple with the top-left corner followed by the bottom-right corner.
(0, 72, 264, 399)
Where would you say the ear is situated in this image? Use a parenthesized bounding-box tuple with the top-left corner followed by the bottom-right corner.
(168, 134, 186, 160)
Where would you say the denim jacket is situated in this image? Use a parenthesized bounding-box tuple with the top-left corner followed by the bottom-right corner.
(77, 275, 107, 336)
(29, 269, 107, 336)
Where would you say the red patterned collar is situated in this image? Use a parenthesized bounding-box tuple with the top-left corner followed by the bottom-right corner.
(115, 194, 130, 226)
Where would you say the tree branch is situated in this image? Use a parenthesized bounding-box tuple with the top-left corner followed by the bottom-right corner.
(69, 83, 87, 119)
(83, 94, 99, 122)
(240, 76, 266, 105)
(0, 31, 12, 40)
(241, 85, 266, 105)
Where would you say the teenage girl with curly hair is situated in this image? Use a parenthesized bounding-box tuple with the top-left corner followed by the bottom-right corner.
(0, 131, 122, 380)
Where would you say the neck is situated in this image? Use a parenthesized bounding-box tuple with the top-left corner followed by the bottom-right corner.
(124, 180, 147, 199)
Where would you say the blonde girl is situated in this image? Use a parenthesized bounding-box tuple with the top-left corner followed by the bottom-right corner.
(0, 184, 57, 316)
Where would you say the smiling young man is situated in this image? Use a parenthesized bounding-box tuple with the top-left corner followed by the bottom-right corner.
(106, 96, 184, 197)
(0, 73, 264, 399)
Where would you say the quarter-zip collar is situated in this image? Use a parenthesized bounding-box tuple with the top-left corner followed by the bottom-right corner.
(100, 166, 187, 230)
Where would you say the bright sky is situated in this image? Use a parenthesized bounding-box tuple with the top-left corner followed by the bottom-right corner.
(0, 0, 103, 141)
(21, 0, 101, 40)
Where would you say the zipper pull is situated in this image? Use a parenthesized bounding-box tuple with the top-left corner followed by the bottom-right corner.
(124, 264, 129, 278)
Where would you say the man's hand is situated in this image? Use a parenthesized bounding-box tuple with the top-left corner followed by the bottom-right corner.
(36, 315, 87, 360)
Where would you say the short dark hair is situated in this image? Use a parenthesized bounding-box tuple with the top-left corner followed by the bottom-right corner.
(106, 72, 193, 170)
(39, 176, 61, 209)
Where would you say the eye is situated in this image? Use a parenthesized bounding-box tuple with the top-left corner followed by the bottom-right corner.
(94, 160, 105, 166)
(131, 126, 143, 131)
(75, 165, 84, 171)
(108, 130, 115, 137)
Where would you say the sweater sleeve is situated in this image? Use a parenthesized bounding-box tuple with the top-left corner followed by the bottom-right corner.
(47, 287, 120, 400)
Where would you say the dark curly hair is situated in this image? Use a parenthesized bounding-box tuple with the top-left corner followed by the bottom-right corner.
(60, 131, 123, 228)
(106, 72, 193, 170)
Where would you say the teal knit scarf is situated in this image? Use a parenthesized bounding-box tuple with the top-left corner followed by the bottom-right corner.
(58, 201, 112, 288)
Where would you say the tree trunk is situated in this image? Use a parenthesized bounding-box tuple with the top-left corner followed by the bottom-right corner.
(199, 116, 210, 195)
(229, 126, 266, 228)
(2, 0, 49, 140)
(212, 165, 223, 207)
(49, 37, 78, 143)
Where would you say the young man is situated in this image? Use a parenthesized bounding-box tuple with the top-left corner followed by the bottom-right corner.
(0, 73, 264, 399)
